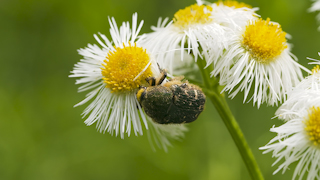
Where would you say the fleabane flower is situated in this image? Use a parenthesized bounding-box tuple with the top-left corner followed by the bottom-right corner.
(70, 13, 187, 150)
(309, 0, 320, 30)
(276, 53, 320, 120)
(212, 18, 309, 108)
(260, 97, 320, 179)
(139, 0, 257, 74)
(260, 60, 320, 179)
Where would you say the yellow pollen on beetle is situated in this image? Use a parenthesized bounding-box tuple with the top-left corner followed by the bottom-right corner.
(173, 4, 213, 29)
(312, 65, 320, 74)
(242, 18, 287, 64)
(304, 106, 320, 146)
(217, 0, 252, 9)
(101, 43, 152, 93)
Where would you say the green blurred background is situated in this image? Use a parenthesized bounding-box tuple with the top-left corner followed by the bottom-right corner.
(1, 0, 320, 179)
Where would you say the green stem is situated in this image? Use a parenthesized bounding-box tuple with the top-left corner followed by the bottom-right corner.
(196, 60, 264, 180)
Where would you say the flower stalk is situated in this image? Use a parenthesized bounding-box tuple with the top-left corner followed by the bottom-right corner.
(196, 59, 264, 180)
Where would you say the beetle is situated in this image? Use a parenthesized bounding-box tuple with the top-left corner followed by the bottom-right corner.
(136, 69, 206, 124)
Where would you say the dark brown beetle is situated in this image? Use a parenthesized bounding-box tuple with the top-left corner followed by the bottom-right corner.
(137, 69, 205, 124)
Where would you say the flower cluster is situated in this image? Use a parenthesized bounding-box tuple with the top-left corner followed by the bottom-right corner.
(256, 2, 320, 179)
(70, 4, 320, 179)
(142, 0, 309, 108)
(140, 0, 258, 74)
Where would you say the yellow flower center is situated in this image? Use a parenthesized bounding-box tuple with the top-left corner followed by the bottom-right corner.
(173, 4, 213, 29)
(305, 106, 320, 146)
(217, 0, 252, 9)
(312, 65, 320, 74)
(242, 18, 287, 64)
(101, 43, 152, 93)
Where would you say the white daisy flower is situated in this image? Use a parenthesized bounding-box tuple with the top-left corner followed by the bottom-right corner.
(260, 99, 320, 180)
(309, 0, 320, 30)
(139, 0, 257, 74)
(70, 13, 187, 150)
(261, 61, 320, 179)
(212, 18, 310, 108)
(276, 56, 320, 120)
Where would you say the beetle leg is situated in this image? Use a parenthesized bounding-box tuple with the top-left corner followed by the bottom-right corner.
(146, 77, 156, 86)
(157, 69, 167, 85)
